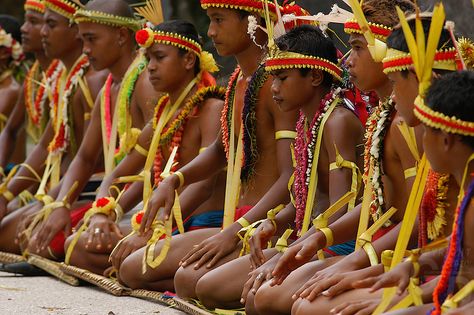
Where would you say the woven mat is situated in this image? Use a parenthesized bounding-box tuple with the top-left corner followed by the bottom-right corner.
(59, 264, 130, 296)
(27, 255, 79, 286)
(0, 251, 25, 264)
(130, 289, 176, 307)
(172, 297, 215, 315)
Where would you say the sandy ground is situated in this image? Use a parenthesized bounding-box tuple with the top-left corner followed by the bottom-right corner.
(0, 271, 185, 315)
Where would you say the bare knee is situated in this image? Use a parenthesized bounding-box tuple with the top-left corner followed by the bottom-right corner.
(174, 266, 200, 299)
(119, 254, 144, 289)
(254, 284, 277, 315)
(244, 292, 258, 315)
(195, 274, 220, 309)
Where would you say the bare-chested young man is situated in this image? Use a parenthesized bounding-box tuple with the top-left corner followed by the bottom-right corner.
(11, 0, 161, 262)
(194, 22, 365, 313)
(64, 17, 226, 277)
(234, 1, 433, 314)
(0, 1, 52, 180)
(117, 0, 298, 296)
(0, 0, 107, 257)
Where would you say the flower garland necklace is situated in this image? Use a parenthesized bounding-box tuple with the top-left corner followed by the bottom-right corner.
(419, 170, 450, 247)
(221, 65, 269, 183)
(363, 97, 396, 223)
(153, 86, 226, 184)
(24, 59, 61, 141)
(294, 88, 343, 232)
(48, 55, 89, 154)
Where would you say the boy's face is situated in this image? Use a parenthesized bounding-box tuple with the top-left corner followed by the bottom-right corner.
(41, 9, 79, 59)
(146, 43, 192, 93)
(347, 34, 388, 92)
(21, 10, 44, 54)
(422, 125, 448, 173)
(78, 22, 121, 71)
(206, 7, 252, 57)
(270, 68, 316, 112)
(388, 70, 420, 126)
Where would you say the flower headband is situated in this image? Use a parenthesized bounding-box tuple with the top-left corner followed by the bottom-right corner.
(44, 0, 79, 21)
(415, 100, 474, 137)
(74, 9, 143, 31)
(24, 0, 45, 13)
(0, 27, 25, 67)
(344, 0, 393, 62)
(135, 28, 218, 73)
(382, 47, 460, 74)
(200, 0, 278, 20)
(265, 50, 343, 82)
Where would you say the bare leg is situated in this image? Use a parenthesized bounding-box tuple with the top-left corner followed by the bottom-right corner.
(120, 228, 220, 292)
(64, 233, 112, 275)
(292, 288, 379, 315)
(196, 249, 277, 309)
(254, 256, 343, 315)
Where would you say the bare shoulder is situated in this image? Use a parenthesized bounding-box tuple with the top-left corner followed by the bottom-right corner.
(325, 106, 362, 133)
(199, 94, 224, 113)
(85, 69, 109, 97)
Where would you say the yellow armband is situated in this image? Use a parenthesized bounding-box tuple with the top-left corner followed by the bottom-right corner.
(237, 217, 250, 228)
(84, 112, 91, 121)
(275, 130, 297, 140)
(312, 191, 356, 260)
(275, 228, 294, 253)
(266, 204, 285, 229)
(404, 166, 417, 179)
(358, 207, 397, 266)
(134, 143, 148, 157)
(199, 147, 207, 154)
(174, 171, 184, 188)
(329, 144, 362, 210)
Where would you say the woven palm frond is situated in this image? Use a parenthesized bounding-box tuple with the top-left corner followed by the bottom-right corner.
(172, 297, 215, 315)
(59, 263, 131, 296)
(134, 0, 163, 25)
(0, 251, 25, 264)
(130, 289, 176, 307)
(27, 255, 79, 286)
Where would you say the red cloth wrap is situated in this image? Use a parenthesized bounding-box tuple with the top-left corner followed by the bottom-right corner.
(49, 202, 93, 255)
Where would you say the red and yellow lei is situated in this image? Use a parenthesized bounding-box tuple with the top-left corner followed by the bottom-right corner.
(48, 55, 89, 154)
(24, 59, 61, 142)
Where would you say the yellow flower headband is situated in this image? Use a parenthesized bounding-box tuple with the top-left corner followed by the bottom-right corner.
(135, 28, 218, 73)
(200, 0, 278, 20)
(265, 50, 343, 82)
(43, 0, 79, 21)
(383, 47, 460, 74)
(74, 9, 143, 31)
(344, 0, 392, 62)
(24, 0, 45, 13)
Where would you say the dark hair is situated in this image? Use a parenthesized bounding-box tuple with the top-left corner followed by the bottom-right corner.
(362, 0, 415, 27)
(275, 24, 338, 87)
(426, 71, 474, 149)
(154, 20, 201, 75)
(0, 15, 22, 43)
(387, 15, 455, 77)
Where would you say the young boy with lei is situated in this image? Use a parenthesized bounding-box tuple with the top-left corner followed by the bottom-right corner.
(0, 0, 107, 256)
(373, 71, 474, 315)
(245, 1, 431, 314)
(0, 1, 56, 181)
(12, 0, 159, 262)
(118, 0, 298, 296)
(194, 19, 366, 311)
(64, 15, 226, 278)
(0, 16, 26, 167)
(288, 10, 467, 315)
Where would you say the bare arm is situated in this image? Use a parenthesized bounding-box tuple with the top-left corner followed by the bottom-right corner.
(0, 88, 26, 167)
